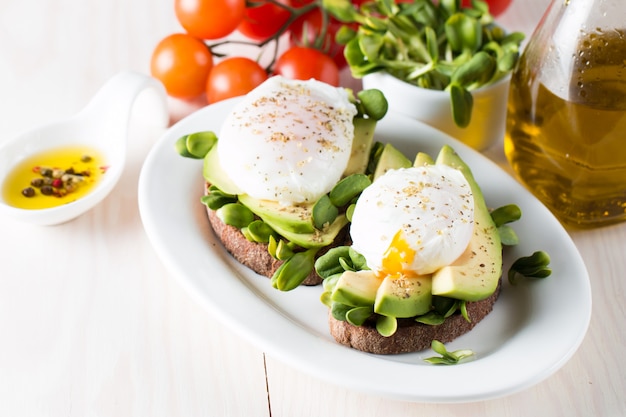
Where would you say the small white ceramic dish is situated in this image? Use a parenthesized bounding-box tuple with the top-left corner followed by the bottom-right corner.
(138, 97, 592, 403)
(363, 72, 511, 151)
(0, 71, 168, 226)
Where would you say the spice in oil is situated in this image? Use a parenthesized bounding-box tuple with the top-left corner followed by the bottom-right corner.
(2, 146, 107, 210)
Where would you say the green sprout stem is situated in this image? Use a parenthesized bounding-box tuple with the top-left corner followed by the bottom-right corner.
(423, 340, 475, 365)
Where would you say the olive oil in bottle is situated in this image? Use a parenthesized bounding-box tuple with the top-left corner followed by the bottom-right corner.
(504, 0, 626, 227)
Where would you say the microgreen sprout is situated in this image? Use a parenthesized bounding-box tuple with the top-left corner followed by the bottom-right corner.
(323, 0, 525, 127)
(271, 248, 319, 291)
(423, 340, 475, 365)
(508, 250, 552, 285)
(312, 173, 371, 229)
(490, 204, 521, 246)
(175, 131, 217, 159)
(315, 245, 370, 279)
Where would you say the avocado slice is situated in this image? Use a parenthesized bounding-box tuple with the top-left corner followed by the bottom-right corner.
(431, 145, 503, 301)
(203, 144, 243, 196)
(373, 143, 412, 180)
(413, 151, 435, 167)
(343, 118, 377, 176)
(331, 270, 383, 307)
(238, 194, 315, 234)
(269, 214, 349, 249)
(374, 275, 433, 318)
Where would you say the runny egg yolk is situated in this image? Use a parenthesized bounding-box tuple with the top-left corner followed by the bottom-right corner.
(381, 230, 418, 278)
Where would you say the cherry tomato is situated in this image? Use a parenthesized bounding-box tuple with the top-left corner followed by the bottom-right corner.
(350, 0, 412, 6)
(206, 57, 268, 103)
(150, 33, 214, 99)
(274, 46, 340, 86)
(289, 8, 349, 69)
(237, 0, 292, 41)
(175, 0, 247, 40)
(461, 0, 512, 16)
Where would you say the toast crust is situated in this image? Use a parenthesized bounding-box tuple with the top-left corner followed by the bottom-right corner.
(328, 279, 502, 354)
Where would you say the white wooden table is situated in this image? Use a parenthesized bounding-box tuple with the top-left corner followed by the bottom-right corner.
(1, 0, 624, 415)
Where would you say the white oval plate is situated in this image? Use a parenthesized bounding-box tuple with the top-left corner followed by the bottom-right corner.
(138, 97, 591, 403)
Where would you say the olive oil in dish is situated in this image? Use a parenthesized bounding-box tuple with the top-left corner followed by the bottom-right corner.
(2, 146, 107, 210)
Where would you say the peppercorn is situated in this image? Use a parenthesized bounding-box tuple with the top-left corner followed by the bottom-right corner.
(30, 178, 44, 188)
(21, 187, 36, 197)
(40, 185, 54, 196)
(40, 168, 53, 177)
(81, 155, 92, 163)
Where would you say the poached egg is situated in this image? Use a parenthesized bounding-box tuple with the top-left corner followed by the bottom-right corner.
(350, 165, 475, 276)
(217, 76, 357, 205)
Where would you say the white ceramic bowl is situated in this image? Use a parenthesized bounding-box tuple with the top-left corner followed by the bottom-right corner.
(363, 72, 511, 151)
(0, 71, 167, 226)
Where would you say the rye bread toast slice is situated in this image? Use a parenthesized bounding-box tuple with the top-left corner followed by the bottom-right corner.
(328, 279, 502, 354)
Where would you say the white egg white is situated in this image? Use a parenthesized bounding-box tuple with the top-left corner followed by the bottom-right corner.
(217, 76, 357, 205)
(350, 165, 475, 276)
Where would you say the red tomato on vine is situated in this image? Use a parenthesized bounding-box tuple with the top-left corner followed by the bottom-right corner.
(289, 7, 350, 69)
(238, 0, 292, 41)
(206, 57, 268, 103)
(461, 0, 512, 16)
(175, 0, 247, 40)
(150, 33, 214, 99)
(274, 46, 340, 86)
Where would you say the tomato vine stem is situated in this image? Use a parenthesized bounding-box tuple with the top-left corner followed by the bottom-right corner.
(205, 0, 329, 72)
